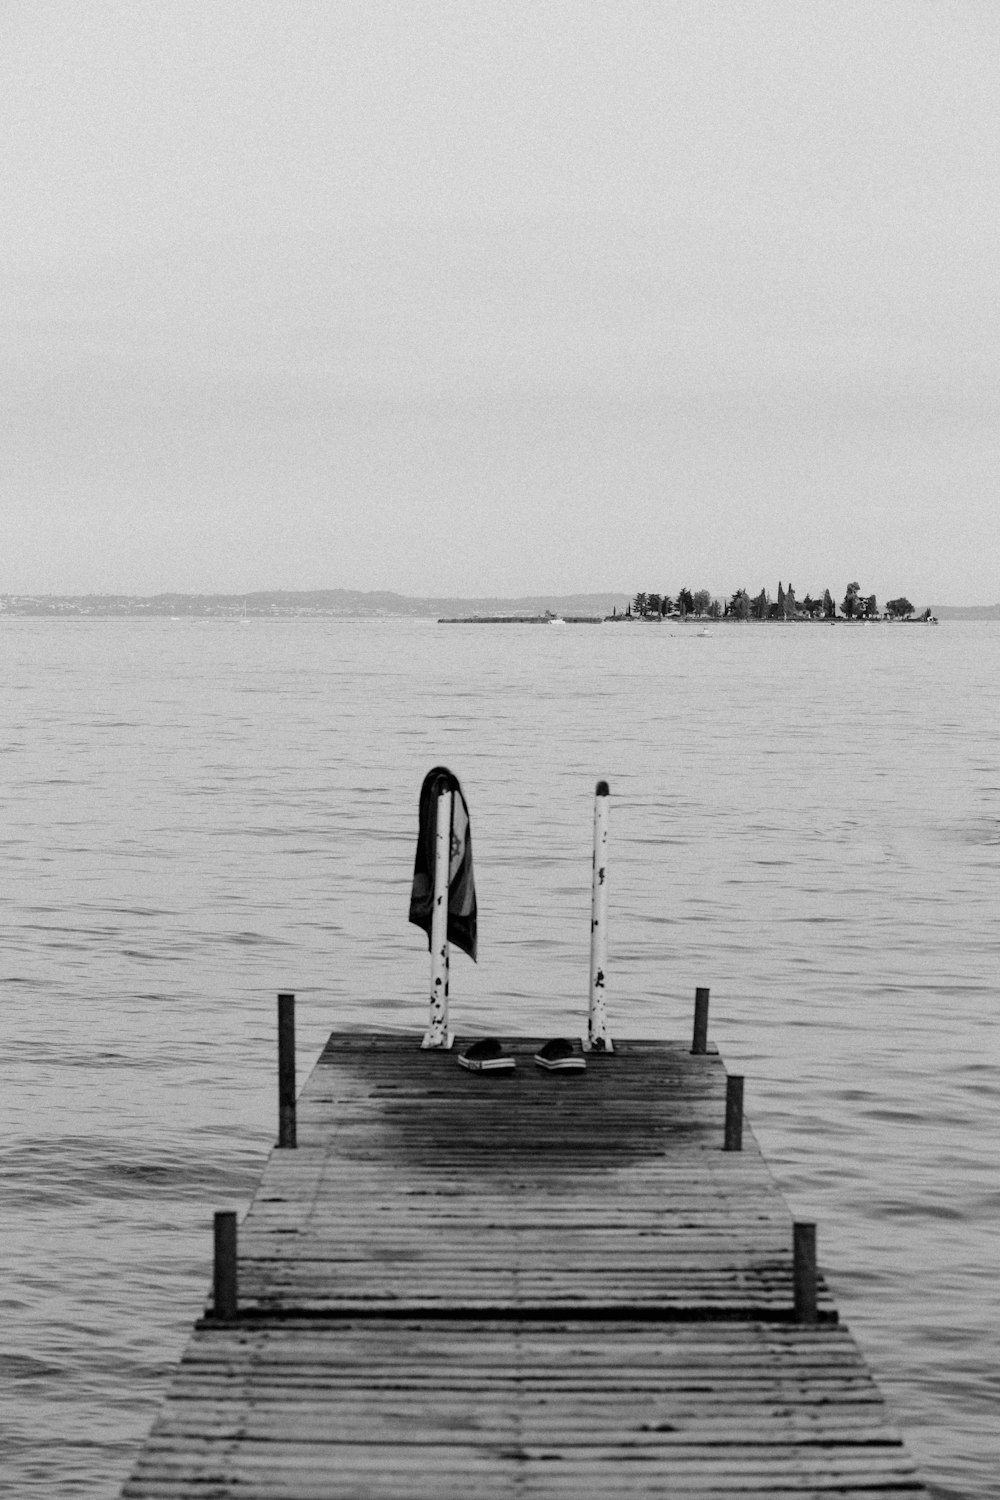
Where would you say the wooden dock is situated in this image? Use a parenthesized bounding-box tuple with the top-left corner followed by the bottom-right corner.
(122, 1031, 930, 1497)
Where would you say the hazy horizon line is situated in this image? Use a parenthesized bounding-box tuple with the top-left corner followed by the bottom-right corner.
(2, 585, 993, 610)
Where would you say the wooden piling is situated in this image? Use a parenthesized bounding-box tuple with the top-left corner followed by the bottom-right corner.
(691, 985, 710, 1053)
(794, 1220, 818, 1324)
(724, 1072, 744, 1150)
(277, 992, 296, 1149)
(212, 1211, 237, 1321)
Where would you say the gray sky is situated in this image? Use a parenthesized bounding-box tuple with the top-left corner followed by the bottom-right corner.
(3, 1, 998, 602)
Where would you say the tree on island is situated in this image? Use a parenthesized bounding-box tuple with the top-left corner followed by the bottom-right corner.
(692, 588, 712, 616)
(631, 591, 685, 617)
(886, 597, 915, 619)
(676, 586, 695, 617)
(752, 588, 769, 621)
(841, 582, 861, 617)
(728, 589, 750, 619)
(823, 588, 836, 618)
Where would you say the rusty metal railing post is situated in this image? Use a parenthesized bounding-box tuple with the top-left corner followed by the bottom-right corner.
(422, 788, 452, 1048)
(586, 780, 613, 1052)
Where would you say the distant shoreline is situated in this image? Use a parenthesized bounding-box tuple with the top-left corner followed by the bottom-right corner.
(0, 589, 632, 620)
(0, 589, 995, 621)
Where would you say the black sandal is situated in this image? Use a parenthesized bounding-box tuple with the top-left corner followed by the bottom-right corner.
(457, 1038, 515, 1074)
(534, 1038, 586, 1073)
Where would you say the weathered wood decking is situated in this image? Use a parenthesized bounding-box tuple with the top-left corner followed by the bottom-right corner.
(123, 1033, 929, 1497)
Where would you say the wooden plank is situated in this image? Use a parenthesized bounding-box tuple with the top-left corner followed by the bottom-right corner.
(120, 1032, 929, 1497)
(123, 1318, 929, 1499)
(233, 1035, 833, 1320)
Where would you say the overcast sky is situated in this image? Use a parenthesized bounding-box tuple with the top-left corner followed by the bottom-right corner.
(4, 2, 998, 602)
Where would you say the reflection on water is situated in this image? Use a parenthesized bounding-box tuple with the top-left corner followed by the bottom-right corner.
(2, 617, 997, 1497)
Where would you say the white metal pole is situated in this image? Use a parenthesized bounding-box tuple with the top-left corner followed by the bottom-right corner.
(422, 787, 453, 1048)
(587, 780, 613, 1052)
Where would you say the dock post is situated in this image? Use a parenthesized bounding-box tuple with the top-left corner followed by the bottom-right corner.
(724, 1074, 744, 1150)
(585, 780, 613, 1052)
(793, 1221, 818, 1324)
(213, 1211, 238, 1321)
(691, 987, 710, 1053)
(278, 992, 296, 1148)
(422, 786, 453, 1048)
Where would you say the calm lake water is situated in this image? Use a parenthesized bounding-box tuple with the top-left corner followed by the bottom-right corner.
(2, 615, 997, 1499)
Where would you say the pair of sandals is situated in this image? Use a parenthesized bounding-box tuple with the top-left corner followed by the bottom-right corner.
(457, 1037, 585, 1075)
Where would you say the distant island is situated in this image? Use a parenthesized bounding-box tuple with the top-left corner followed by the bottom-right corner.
(0, 587, 994, 621)
(615, 583, 940, 623)
(446, 582, 966, 625)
